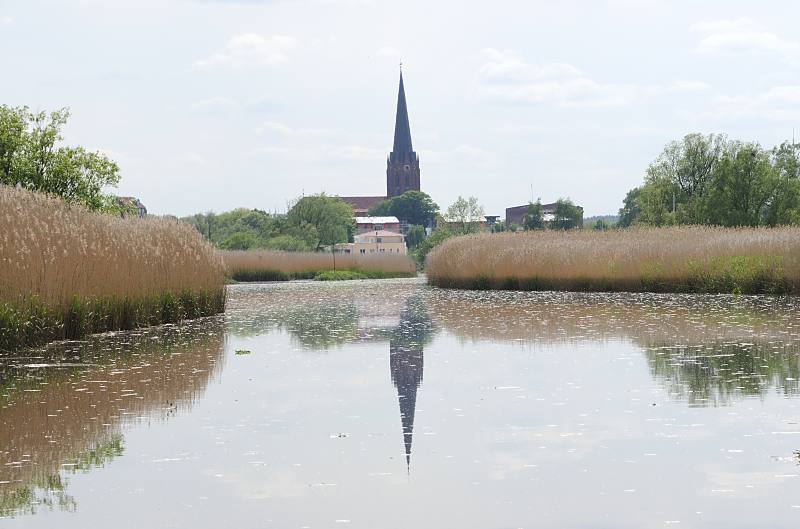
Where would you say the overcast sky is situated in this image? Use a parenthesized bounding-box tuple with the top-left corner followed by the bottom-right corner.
(2, 0, 799, 217)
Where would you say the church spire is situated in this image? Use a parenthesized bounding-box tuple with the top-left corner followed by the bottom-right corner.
(392, 71, 413, 155)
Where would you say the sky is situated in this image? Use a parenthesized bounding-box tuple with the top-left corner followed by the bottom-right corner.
(1, 0, 799, 217)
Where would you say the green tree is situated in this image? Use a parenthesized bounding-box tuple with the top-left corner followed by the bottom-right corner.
(523, 200, 545, 230)
(704, 144, 780, 227)
(412, 227, 454, 268)
(550, 198, 583, 230)
(367, 190, 439, 227)
(264, 235, 312, 252)
(593, 219, 610, 231)
(287, 194, 354, 250)
(405, 224, 426, 250)
(445, 196, 484, 234)
(617, 187, 641, 227)
(367, 199, 393, 217)
(0, 106, 121, 212)
(219, 232, 258, 250)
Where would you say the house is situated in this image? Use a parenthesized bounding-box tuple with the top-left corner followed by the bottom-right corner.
(355, 216, 400, 234)
(335, 230, 407, 255)
(116, 197, 147, 219)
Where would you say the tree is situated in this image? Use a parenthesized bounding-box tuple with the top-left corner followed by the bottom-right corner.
(405, 224, 426, 250)
(617, 187, 641, 227)
(219, 232, 258, 250)
(445, 196, 484, 234)
(367, 199, 393, 217)
(593, 219, 610, 231)
(287, 194, 353, 250)
(367, 190, 439, 226)
(523, 200, 545, 230)
(550, 198, 583, 230)
(0, 105, 121, 212)
(412, 227, 454, 268)
(490, 220, 509, 233)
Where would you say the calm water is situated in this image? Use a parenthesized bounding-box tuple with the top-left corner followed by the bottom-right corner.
(2, 278, 800, 528)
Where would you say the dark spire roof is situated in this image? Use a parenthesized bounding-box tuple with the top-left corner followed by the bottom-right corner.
(392, 72, 413, 155)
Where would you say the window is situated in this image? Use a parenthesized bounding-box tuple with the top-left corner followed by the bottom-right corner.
(360, 249, 366, 254)
(377, 237, 382, 243)
(380, 248, 385, 253)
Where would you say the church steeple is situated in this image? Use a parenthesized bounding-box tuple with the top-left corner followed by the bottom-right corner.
(392, 72, 413, 155)
(387, 70, 421, 197)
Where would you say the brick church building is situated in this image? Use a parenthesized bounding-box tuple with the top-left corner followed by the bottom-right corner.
(340, 71, 421, 215)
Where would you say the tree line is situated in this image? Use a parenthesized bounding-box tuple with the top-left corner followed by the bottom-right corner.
(619, 133, 800, 228)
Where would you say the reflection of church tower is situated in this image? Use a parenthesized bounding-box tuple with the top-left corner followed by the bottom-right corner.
(386, 70, 421, 198)
(390, 342, 423, 472)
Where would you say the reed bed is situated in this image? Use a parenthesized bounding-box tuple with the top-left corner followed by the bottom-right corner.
(222, 250, 417, 281)
(426, 226, 800, 294)
(0, 185, 227, 351)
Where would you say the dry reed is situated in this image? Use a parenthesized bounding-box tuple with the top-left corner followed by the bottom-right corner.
(426, 227, 800, 294)
(222, 250, 416, 281)
(0, 185, 227, 350)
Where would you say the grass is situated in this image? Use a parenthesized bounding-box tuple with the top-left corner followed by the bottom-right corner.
(425, 226, 800, 295)
(0, 184, 227, 352)
(222, 250, 416, 282)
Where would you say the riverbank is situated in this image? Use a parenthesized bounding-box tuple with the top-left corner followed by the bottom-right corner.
(222, 250, 416, 282)
(425, 226, 800, 295)
(0, 185, 226, 352)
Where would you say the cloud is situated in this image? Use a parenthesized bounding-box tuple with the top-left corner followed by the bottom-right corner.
(700, 85, 800, 122)
(691, 18, 800, 57)
(254, 120, 336, 138)
(251, 120, 380, 161)
(477, 49, 711, 108)
(190, 96, 241, 113)
(174, 152, 207, 166)
(0, 15, 13, 24)
(193, 33, 297, 70)
(478, 48, 640, 108)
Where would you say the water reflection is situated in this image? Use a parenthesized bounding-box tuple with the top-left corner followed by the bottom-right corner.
(226, 281, 435, 470)
(388, 295, 434, 471)
(427, 289, 800, 406)
(4, 280, 800, 527)
(0, 320, 225, 517)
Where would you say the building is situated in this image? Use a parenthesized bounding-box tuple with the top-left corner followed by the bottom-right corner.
(355, 216, 400, 234)
(335, 230, 407, 255)
(340, 70, 421, 214)
(505, 202, 584, 227)
(116, 197, 147, 219)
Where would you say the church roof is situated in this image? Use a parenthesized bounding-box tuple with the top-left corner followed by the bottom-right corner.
(339, 196, 386, 212)
(392, 72, 414, 155)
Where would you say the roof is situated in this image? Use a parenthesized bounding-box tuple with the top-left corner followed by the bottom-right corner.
(355, 216, 400, 224)
(507, 202, 558, 213)
(355, 230, 404, 238)
(392, 72, 413, 155)
(339, 196, 386, 211)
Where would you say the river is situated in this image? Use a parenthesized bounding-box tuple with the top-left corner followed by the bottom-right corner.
(2, 277, 800, 528)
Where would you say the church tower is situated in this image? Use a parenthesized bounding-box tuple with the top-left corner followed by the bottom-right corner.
(386, 71, 420, 197)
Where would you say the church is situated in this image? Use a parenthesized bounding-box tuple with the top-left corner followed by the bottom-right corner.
(340, 71, 421, 216)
